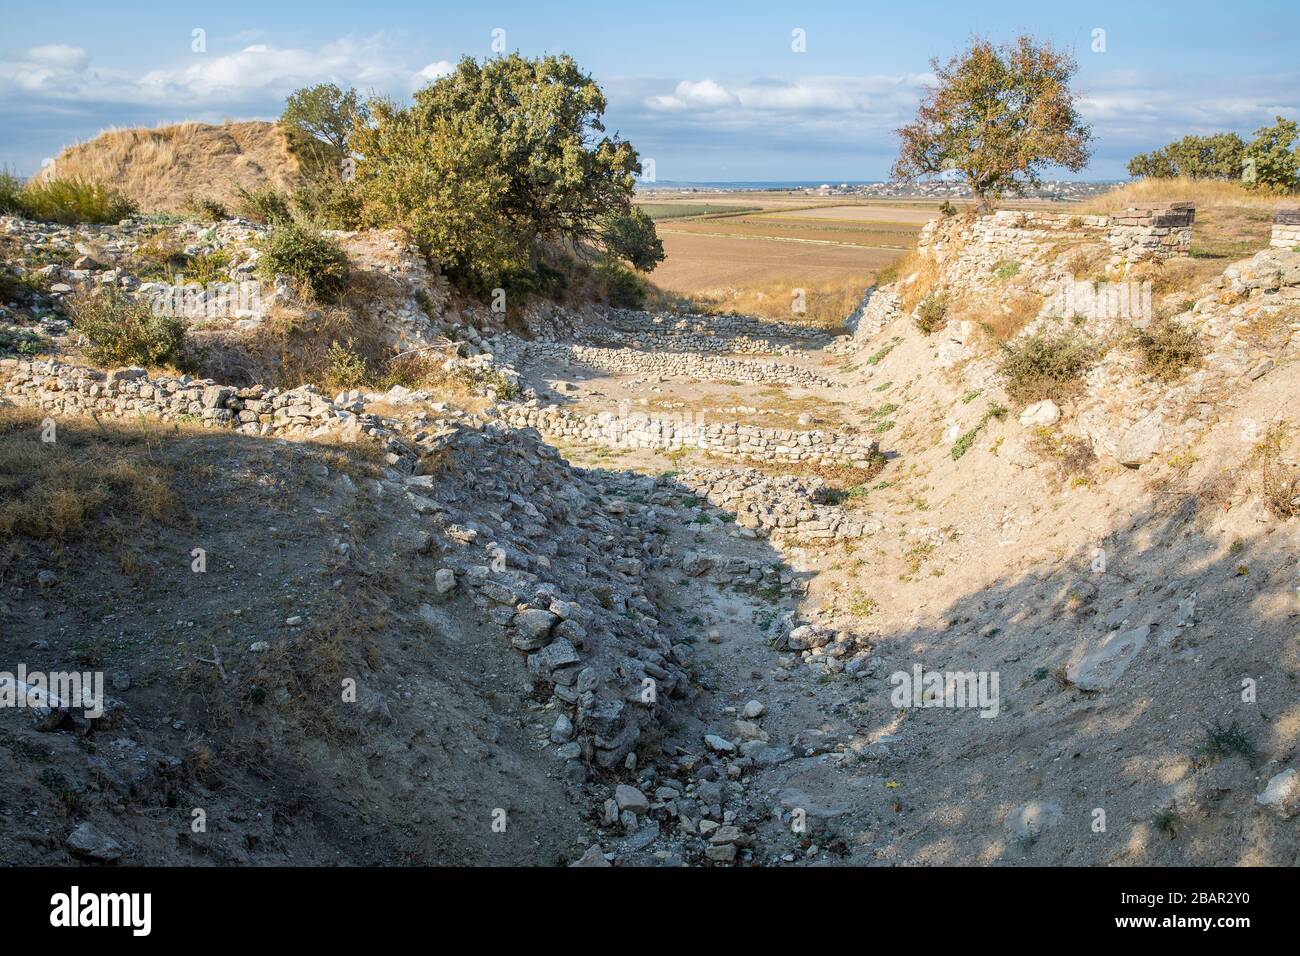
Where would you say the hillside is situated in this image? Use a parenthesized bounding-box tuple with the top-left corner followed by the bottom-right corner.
(36, 121, 305, 214)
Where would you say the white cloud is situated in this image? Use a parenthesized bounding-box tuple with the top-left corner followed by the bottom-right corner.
(413, 60, 454, 86)
(0, 36, 414, 108)
(26, 44, 91, 71)
(643, 74, 925, 121)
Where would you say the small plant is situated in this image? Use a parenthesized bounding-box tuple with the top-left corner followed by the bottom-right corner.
(596, 260, 648, 309)
(914, 292, 949, 334)
(1154, 809, 1178, 838)
(1028, 427, 1097, 482)
(950, 403, 1008, 460)
(0, 327, 51, 356)
(993, 258, 1022, 280)
(183, 194, 229, 221)
(0, 167, 22, 214)
(1129, 318, 1203, 382)
(997, 328, 1097, 405)
(69, 286, 190, 369)
(323, 340, 372, 390)
(258, 222, 349, 303)
(1195, 720, 1254, 765)
(176, 248, 233, 287)
(864, 337, 902, 366)
(235, 184, 293, 225)
(1250, 423, 1299, 519)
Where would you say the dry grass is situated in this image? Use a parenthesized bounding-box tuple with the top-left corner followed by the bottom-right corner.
(192, 300, 381, 389)
(38, 121, 304, 214)
(1077, 177, 1286, 216)
(677, 276, 870, 332)
(1250, 424, 1300, 519)
(967, 289, 1043, 343)
(0, 407, 183, 557)
(877, 250, 941, 314)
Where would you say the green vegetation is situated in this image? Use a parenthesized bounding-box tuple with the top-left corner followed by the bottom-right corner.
(1128, 115, 1299, 193)
(635, 203, 760, 220)
(892, 35, 1091, 210)
(914, 292, 948, 334)
(950, 403, 1008, 460)
(69, 286, 190, 369)
(997, 327, 1097, 405)
(3, 175, 136, 225)
(864, 337, 903, 366)
(182, 195, 229, 221)
(235, 184, 293, 225)
(1195, 720, 1254, 765)
(282, 82, 371, 154)
(257, 222, 349, 303)
(349, 54, 662, 292)
(1128, 318, 1204, 382)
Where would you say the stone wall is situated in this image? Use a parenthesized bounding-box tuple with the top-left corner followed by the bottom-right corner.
(494, 401, 880, 467)
(1273, 209, 1300, 250)
(0, 358, 423, 472)
(915, 203, 1195, 282)
(517, 341, 839, 389)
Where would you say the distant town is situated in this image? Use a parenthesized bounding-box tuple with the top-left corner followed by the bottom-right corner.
(639, 179, 1117, 200)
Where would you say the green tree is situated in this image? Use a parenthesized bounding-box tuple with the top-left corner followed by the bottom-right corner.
(892, 35, 1092, 211)
(602, 208, 665, 272)
(1243, 115, 1299, 193)
(281, 83, 370, 154)
(1127, 133, 1245, 180)
(351, 54, 659, 289)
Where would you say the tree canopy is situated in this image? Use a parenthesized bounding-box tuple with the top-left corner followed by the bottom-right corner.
(281, 83, 370, 155)
(891, 35, 1092, 211)
(349, 53, 662, 290)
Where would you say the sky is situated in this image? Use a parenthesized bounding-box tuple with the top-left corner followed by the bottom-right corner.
(1, 0, 1297, 181)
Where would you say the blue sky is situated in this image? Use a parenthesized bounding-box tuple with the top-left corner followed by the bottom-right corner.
(2, 0, 1297, 180)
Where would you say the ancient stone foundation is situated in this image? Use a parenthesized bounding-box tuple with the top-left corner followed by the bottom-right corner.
(495, 401, 880, 467)
(1273, 208, 1300, 249)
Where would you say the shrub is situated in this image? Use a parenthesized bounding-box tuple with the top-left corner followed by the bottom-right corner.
(323, 340, 372, 391)
(993, 259, 1021, 279)
(914, 293, 948, 334)
(183, 194, 229, 221)
(596, 260, 647, 309)
(258, 222, 349, 303)
(998, 327, 1097, 404)
(351, 54, 658, 289)
(291, 176, 364, 230)
(69, 286, 190, 369)
(235, 184, 293, 225)
(1129, 318, 1203, 381)
(15, 177, 136, 224)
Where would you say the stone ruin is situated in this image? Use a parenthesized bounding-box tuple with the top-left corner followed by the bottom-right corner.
(1273, 208, 1300, 249)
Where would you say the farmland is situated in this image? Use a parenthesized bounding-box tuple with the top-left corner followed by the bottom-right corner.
(636, 191, 937, 296)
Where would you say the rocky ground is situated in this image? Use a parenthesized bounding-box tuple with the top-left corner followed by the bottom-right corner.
(1, 209, 1297, 867)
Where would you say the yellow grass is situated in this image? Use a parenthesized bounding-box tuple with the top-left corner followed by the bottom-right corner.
(38, 121, 304, 214)
(676, 275, 871, 331)
(1077, 177, 1286, 215)
(0, 407, 182, 552)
